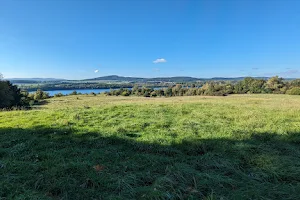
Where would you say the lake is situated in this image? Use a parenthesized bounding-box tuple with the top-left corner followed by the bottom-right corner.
(34, 88, 125, 96)
(31, 87, 164, 96)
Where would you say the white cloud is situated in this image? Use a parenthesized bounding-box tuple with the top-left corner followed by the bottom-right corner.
(153, 58, 167, 64)
(94, 69, 99, 73)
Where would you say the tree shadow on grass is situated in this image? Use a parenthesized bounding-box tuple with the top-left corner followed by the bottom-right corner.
(1, 126, 300, 199)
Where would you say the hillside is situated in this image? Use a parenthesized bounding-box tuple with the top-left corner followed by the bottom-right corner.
(7, 76, 296, 84)
(7, 78, 66, 84)
(1, 94, 300, 199)
(84, 75, 270, 82)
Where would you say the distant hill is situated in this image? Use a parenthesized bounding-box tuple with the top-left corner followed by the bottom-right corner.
(6, 75, 296, 84)
(6, 78, 65, 84)
(85, 75, 144, 82)
(85, 75, 202, 82)
(84, 75, 271, 83)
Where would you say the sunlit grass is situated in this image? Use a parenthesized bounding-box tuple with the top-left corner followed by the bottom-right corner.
(1, 94, 300, 199)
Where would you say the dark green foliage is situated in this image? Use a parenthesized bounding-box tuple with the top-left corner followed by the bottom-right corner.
(0, 80, 26, 109)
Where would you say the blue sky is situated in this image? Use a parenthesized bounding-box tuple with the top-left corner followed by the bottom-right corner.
(1, 0, 300, 79)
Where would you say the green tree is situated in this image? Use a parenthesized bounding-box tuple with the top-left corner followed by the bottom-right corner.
(290, 79, 300, 87)
(121, 90, 131, 96)
(164, 87, 173, 97)
(286, 87, 300, 95)
(54, 93, 64, 97)
(0, 81, 14, 108)
(70, 91, 77, 95)
(150, 91, 157, 97)
(264, 76, 285, 93)
(172, 84, 182, 96)
(132, 85, 139, 94)
(0, 79, 25, 108)
(34, 89, 50, 100)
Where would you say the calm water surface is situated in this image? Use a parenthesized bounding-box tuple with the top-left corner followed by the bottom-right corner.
(31, 87, 163, 96)
(31, 88, 121, 96)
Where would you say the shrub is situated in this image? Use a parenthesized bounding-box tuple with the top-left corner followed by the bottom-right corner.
(286, 87, 300, 95)
(70, 91, 77, 95)
(29, 100, 35, 106)
(143, 92, 150, 97)
(121, 91, 130, 96)
(150, 91, 157, 97)
(54, 93, 64, 97)
(33, 89, 50, 100)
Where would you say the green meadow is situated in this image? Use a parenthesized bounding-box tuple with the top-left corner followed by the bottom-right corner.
(1, 94, 300, 199)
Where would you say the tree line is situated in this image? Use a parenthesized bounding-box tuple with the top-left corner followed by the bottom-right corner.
(19, 82, 177, 91)
(1, 74, 300, 109)
(105, 76, 300, 97)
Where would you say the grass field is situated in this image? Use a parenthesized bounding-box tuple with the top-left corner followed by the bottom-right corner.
(1, 94, 300, 199)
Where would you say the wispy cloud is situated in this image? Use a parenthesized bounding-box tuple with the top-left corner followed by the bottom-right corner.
(153, 58, 167, 64)
(252, 67, 259, 70)
(94, 69, 99, 73)
(263, 69, 300, 77)
(153, 68, 160, 72)
(282, 69, 299, 75)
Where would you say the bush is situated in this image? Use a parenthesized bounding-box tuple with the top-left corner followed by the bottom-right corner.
(29, 100, 35, 106)
(286, 87, 300, 95)
(150, 91, 157, 97)
(143, 92, 150, 97)
(54, 93, 64, 97)
(121, 91, 131, 96)
(33, 89, 50, 100)
(70, 91, 77, 95)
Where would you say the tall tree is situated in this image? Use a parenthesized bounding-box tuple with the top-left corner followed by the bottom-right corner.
(264, 76, 284, 93)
